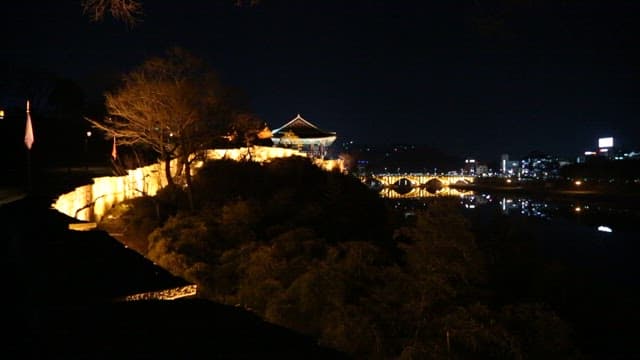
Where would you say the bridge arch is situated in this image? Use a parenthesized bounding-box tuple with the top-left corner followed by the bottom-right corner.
(359, 173, 474, 190)
(364, 177, 384, 190)
(393, 178, 414, 188)
(424, 178, 444, 193)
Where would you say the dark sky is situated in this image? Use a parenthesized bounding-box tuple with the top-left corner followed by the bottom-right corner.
(2, 0, 639, 161)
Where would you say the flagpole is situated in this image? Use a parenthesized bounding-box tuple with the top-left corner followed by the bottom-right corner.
(25, 100, 34, 193)
(112, 135, 117, 160)
(26, 143, 31, 192)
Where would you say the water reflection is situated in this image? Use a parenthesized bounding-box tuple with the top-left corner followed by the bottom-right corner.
(379, 186, 638, 233)
(379, 186, 473, 199)
(457, 193, 614, 229)
(453, 192, 550, 218)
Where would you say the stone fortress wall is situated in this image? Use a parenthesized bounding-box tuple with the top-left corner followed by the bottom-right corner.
(53, 146, 344, 222)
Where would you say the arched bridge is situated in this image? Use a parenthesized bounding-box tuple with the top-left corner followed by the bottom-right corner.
(360, 173, 474, 188)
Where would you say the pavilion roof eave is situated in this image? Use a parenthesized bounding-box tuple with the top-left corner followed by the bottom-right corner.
(271, 132, 337, 139)
(271, 114, 331, 135)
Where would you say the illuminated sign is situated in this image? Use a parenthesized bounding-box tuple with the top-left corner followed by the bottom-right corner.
(597, 225, 613, 233)
(598, 137, 614, 148)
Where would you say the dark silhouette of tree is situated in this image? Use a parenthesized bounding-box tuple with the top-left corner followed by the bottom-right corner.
(226, 112, 272, 159)
(82, 0, 142, 27)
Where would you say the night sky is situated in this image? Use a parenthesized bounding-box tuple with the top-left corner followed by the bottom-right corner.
(2, 0, 639, 161)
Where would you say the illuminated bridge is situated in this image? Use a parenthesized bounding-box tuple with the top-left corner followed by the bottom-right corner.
(360, 173, 475, 189)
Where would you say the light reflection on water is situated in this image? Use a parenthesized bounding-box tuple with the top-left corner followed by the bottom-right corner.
(378, 186, 473, 198)
(462, 194, 555, 219)
(381, 186, 640, 234)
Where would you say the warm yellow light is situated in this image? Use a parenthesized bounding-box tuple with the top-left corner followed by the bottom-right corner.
(574, 180, 582, 186)
(122, 284, 197, 301)
(68, 222, 97, 231)
(257, 126, 272, 139)
(574, 206, 581, 212)
(506, 179, 512, 183)
(0, 109, 4, 119)
(52, 146, 348, 222)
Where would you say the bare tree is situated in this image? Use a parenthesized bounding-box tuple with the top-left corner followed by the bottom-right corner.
(88, 47, 234, 208)
(82, 0, 143, 27)
(81, 0, 260, 26)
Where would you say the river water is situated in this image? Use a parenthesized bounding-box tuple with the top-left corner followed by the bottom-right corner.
(383, 187, 640, 359)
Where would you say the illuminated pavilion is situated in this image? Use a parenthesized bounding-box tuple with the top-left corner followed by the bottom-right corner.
(270, 114, 337, 158)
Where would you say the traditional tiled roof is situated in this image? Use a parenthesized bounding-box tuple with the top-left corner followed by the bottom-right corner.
(271, 114, 336, 139)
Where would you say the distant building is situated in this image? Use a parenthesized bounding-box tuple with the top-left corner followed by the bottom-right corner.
(520, 151, 560, 179)
(476, 163, 489, 176)
(579, 137, 619, 161)
(463, 158, 488, 176)
(500, 154, 509, 174)
(500, 154, 520, 176)
(271, 114, 337, 158)
(579, 136, 640, 161)
(463, 158, 476, 175)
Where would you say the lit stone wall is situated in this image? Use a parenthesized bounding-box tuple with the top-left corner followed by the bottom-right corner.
(314, 158, 343, 172)
(52, 161, 167, 222)
(52, 146, 344, 222)
(120, 284, 198, 301)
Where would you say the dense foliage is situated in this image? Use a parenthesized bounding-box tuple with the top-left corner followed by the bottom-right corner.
(108, 157, 580, 359)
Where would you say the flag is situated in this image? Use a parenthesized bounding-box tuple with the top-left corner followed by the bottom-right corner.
(24, 100, 34, 150)
(111, 136, 117, 159)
